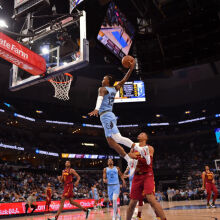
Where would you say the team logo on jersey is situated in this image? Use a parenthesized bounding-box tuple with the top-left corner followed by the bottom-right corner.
(106, 121, 114, 129)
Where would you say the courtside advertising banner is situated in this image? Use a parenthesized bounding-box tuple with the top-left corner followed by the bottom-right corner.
(0, 198, 120, 216)
(0, 32, 46, 75)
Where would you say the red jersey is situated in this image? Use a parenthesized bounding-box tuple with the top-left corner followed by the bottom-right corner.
(46, 187, 52, 198)
(205, 171, 214, 184)
(135, 149, 153, 174)
(63, 168, 74, 185)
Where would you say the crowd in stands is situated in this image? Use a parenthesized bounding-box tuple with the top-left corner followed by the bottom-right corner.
(0, 163, 105, 203)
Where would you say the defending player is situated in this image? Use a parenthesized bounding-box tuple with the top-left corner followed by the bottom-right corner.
(103, 159, 126, 220)
(126, 132, 167, 220)
(202, 165, 218, 208)
(48, 161, 90, 220)
(124, 161, 144, 220)
(88, 57, 150, 166)
(45, 183, 52, 213)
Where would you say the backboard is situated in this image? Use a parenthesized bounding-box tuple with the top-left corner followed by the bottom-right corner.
(9, 10, 89, 91)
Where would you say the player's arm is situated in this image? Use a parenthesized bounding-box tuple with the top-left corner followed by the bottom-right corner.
(117, 167, 126, 187)
(88, 87, 107, 117)
(103, 168, 107, 184)
(149, 145, 154, 157)
(58, 171, 65, 183)
(123, 166, 130, 179)
(212, 173, 215, 184)
(202, 171, 206, 189)
(115, 59, 136, 91)
(71, 169, 81, 187)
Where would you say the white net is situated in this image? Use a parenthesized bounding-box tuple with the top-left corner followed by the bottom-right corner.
(49, 73, 73, 101)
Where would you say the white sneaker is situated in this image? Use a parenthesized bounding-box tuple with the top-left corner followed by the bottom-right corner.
(116, 214, 121, 220)
(210, 203, 216, 208)
(134, 144, 151, 165)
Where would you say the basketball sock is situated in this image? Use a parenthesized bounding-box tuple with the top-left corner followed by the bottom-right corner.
(138, 201, 143, 218)
(124, 154, 130, 163)
(113, 194, 118, 217)
(113, 199, 117, 217)
(137, 211, 142, 218)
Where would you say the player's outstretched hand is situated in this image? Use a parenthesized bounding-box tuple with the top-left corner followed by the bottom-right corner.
(88, 109, 99, 117)
(103, 178, 107, 184)
(129, 59, 136, 70)
(128, 152, 138, 159)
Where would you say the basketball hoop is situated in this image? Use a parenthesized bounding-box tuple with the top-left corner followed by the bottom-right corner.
(48, 73, 73, 101)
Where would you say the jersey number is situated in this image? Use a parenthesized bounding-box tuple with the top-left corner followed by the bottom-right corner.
(108, 97, 114, 106)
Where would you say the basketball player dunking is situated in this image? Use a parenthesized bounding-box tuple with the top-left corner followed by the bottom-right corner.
(45, 183, 52, 213)
(103, 159, 126, 220)
(88, 57, 150, 167)
(48, 161, 90, 220)
(126, 132, 167, 220)
(202, 165, 218, 208)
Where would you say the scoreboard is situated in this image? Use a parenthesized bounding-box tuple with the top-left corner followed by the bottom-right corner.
(114, 81, 146, 103)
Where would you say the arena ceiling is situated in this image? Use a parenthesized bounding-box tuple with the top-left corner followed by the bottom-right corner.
(0, 0, 220, 122)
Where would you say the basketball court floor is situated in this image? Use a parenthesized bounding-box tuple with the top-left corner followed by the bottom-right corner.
(5, 200, 220, 220)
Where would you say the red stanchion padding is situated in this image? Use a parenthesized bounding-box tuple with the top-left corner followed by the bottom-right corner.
(0, 32, 46, 75)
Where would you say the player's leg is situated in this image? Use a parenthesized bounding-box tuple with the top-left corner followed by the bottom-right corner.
(126, 199, 138, 220)
(69, 198, 91, 219)
(69, 197, 87, 211)
(25, 204, 29, 214)
(48, 201, 51, 212)
(146, 194, 166, 220)
(137, 199, 143, 219)
(49, 197, 65, 220)
(101, 113, 136, 162)
(30, 204, 37, 213)
(112, 193, 119, 219)
(206, 183, 211, 208)
(211, 184, 218, 207)
(106, 137, 135, 159)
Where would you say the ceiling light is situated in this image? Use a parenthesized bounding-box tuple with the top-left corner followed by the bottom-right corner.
(185, 111, 191, 114)
(82, 143, 95, 146)
(36, 110, 43, 114)
(0, 20, 8, 28)
(41, 47, 49, 55)
(156, 114, 161, 118)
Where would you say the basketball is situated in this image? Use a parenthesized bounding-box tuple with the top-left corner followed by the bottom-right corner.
(122, 55, 135, 68)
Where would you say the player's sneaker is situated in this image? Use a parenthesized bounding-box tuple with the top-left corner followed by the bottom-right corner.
(206, 204, 211, 209)
(210, 203, 216, 208)
(85, 209, 91, 219)
(116, 213, 121, 220)
(48, 218, 56, 220)
(134, 144, 151, 165)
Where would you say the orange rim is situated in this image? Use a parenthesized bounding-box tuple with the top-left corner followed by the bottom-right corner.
(48, 73, 73, 84)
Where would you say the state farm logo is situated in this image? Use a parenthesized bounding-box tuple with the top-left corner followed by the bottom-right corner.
(80, 201, 95, 207)
(0, 49, 32, 71)
(0, 38, 28, 59)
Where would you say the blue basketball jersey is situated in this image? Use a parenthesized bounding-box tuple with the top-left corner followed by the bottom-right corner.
(94, 187, 98, 195)
(129, 169, 134, 182)
(99, 87, 117, 114)
(106, 166, 119, 185)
